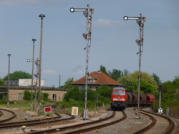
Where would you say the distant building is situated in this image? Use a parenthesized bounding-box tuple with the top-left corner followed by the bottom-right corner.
(4, 79, 45, 87)
(72, 71, 121, 90)
(0, 86, 66, 102)
(8, 87, 66, 102)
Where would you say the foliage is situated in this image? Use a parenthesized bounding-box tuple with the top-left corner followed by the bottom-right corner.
(152, 77, 179, 117)
(119, 71, 158, 94)
(0, 78, 4, 86)
(0, 95, 7, 104)
(152, 73, 161, 86)
(4, 71, 32, 80)
(108, 69, 123, 81)
(96, 85, 113, 104)
(96, 85, 112, 98)
(0, 100, 31, 110)
(161, 78, 179, 111)
(62, 85, 113, 111)
(100, 65, 129, 81)
(64, 86, 97, 102)
(123, 69, 129, 76)
(64, 86, 83, 101)
(100, 65, 108, 75)
(23, 90, 31, 100)
(23, 90, 49, 102)
(42, 93, 49, 102)
(62, 78, 74, 89)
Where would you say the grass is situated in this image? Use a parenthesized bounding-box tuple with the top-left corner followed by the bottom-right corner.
(0, 99, 111, 117)
(0, 100, 31, 111)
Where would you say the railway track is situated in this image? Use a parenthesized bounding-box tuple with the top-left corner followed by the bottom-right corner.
(0, 108, 16, 123)
(27, 111, 126, 134)
(0, 110, 3, 117)
(134, 110, 175, 134)
(0, 113, 75, 129)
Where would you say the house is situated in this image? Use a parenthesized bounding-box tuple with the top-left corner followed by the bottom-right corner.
(72, 71, 121, 89)
(0, 86, 66, 102)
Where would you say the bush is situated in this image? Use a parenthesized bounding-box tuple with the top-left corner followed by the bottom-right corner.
(23, 90, 49, 102)
(42, 93, 49, 102)
(0, 95, 7, 104)
(153, 78, 179, 117)
(0, 79, 4, 86)
(61, 85, 116, 111)
(23, 90, 31, 100)
(96, 85, 113, 99)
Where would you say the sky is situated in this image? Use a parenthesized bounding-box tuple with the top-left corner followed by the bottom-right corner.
(0, 0, 178, 87)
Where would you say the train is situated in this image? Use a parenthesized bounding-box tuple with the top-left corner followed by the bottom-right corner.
(111, 87, 155, 110)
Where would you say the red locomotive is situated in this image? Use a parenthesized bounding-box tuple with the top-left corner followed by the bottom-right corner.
(111, 87, 127, 110)
(111, 87, 155, 110)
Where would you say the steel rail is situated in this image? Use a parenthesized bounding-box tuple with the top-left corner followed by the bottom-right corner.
(134, 110, 175, 134)
(28, 111, 115, 134)
(28, 111, 127, 134)
(63, 111, 127, 134)
(0, 108, 16, 123)
(0, 113, 75, 129)
(142, 110, 175, 134)
(134, 111, 156, 134)
(0, 111, 3, 117)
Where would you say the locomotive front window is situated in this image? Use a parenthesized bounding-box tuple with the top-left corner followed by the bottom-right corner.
(120, 90, 125, 95)
(113, 91, 118, 95)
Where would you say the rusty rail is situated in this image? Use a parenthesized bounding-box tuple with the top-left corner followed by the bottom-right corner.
(64, 111, 127, 134)
(134, 110, 175, 134)
(0, 111, 3, 117)
(0, 108, 16, 123)
(28, 111, 127, 134)
(0, 113, 75, 129)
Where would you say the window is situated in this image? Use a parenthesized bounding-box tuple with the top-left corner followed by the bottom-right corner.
(120, 90, 125, 95)
(18, 93, 23, 100)
(88, 76, 96, 83)
(52, 94, 56, 101)
(113, 91, 119, 95)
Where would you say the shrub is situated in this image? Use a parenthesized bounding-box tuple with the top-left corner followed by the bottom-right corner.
(23, 90, 31, 100)
(42, 93, 49, 101)
(0, 95, 7, 104)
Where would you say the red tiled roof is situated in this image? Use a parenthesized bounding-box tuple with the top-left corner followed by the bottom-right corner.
(72, 71, 121, 86)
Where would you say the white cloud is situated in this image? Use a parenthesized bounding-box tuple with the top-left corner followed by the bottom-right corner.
(94, 18, 123, 27)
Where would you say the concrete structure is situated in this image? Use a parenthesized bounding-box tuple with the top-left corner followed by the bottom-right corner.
(0, 86, 66, 102)
(4, 79, 45, 87)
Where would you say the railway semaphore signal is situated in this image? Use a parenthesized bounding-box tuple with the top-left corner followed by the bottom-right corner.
(37, 14, 45, 114)
(70, 4, 94, 120)
(123, 13, 146, 118)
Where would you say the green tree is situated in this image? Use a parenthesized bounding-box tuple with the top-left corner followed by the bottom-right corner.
(123, 69, 129, 76)
(64, 86, 96, 102)
(96, 85, 113, 104)
(0, 78, 4, 86)
(64, 86, 83, 101)
(4, 71, 32, 80)
(0, 95, 7, 104)
(152, 73, 161, 86)
(42, 93, 49, 101)
(119, 71, 157, 94)
(160, 78, 179, 116)
(23, 90, 31, 100)
(99, 65, 129, 81)
(108, 69, 123, 80)
(100, 65, 108, 75)
(63, 78, 74, 89)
